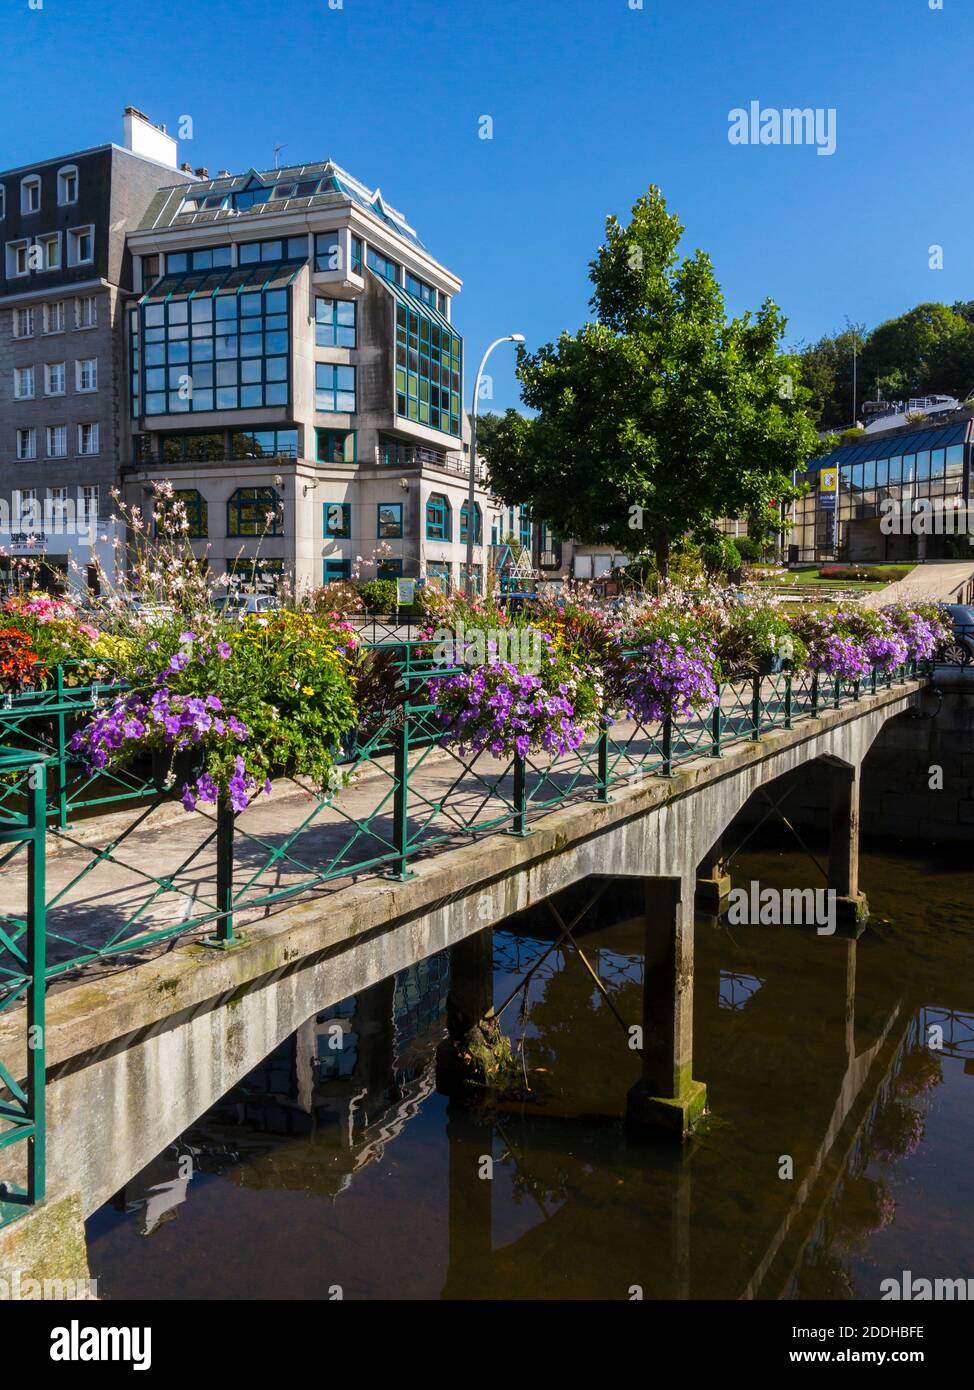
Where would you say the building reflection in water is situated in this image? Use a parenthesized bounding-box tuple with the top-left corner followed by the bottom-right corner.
(108, 874, 974, 1301)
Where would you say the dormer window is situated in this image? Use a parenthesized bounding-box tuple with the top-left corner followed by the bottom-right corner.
(57, 166, 78, 205)
(270, 184, 297, 200)
(21, 175, 41, 214)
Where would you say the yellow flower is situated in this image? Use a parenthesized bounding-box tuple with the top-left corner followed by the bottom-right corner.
(302, 685, 315, 696)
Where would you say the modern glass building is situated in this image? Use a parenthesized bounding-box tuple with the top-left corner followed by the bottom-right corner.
(789, 416, 973, 564)
(124, 159, 516, 593)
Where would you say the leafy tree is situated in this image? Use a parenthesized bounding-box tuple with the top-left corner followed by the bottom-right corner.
(483, 188, 820, 577)
(861, 303, 965, 400)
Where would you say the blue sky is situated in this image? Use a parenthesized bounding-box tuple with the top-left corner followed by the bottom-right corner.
(3, 0, 971, 411)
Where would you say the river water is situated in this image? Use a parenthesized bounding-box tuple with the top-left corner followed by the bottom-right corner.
(85, 837, 974, 1301)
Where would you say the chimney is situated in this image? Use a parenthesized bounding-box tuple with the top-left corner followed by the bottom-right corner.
(180, 162, 193, 174)
(194, 166, 209, 179)
(122, 107, 179, 170)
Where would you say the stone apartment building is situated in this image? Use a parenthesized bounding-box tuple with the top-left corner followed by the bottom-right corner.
(0, 109, 194, 589)
(124, 157, 518, 595)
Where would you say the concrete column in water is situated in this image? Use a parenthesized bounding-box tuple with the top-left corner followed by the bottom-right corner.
(828, 760, 869, 928)
(695, 833, 731, 910)
(626, 876, 708, 1139)
(436, 927, 512, 1093)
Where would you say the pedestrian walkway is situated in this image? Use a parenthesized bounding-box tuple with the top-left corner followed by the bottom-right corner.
(863, 560, 974, 610)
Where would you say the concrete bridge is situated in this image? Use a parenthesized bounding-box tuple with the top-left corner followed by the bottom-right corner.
(0, 674, 924, 1278)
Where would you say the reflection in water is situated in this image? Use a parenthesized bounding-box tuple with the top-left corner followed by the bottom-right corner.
(86, 842, 974, 1301)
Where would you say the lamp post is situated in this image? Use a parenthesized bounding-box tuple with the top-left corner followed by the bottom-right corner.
(465, 334, 525, 599)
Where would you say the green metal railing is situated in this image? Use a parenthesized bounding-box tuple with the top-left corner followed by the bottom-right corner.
(0, 750, 47, 1228)
(0, 644, 922, 1224)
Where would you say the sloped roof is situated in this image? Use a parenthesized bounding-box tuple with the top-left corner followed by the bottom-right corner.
(807, 420, 970, 473)
(136, 158, 425, 248)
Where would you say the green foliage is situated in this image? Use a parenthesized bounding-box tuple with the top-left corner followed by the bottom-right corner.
(358, 579, 399, 613)
(483, 186, 820, 577)
(700, 537, 742, 580)
(733, 536, 765, 563)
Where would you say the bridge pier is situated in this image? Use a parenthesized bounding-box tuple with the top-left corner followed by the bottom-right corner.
(436, 928, 513, 1094)
(626, 876, 708, 1140)
(827, 762, 869, 928)
(695, 835, 731, 910)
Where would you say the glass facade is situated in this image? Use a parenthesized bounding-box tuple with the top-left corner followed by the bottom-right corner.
(141, 280, 292, 415)
(315, 297, 356, 348)
(159, 488, 207, 538)
(790, 427, 970, 562)
(367, 247, 400, 282)
(426, 561, 451, 595)
(315, 363, 356, 412)
(395, 299, 462, 436)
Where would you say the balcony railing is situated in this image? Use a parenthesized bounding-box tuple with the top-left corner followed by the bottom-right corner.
(374, 444, 487, 483)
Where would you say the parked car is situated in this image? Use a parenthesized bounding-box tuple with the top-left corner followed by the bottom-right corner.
(939, 604, 974, 666)
(213, 592, 281, 621)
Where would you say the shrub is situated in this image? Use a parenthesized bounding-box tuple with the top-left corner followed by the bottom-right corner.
(358, 579, 399, 613)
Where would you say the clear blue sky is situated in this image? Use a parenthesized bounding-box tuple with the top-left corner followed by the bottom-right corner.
(3, 0, 971, 411)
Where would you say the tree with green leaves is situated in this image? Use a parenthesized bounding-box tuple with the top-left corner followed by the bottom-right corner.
(482, 187, 821, 577)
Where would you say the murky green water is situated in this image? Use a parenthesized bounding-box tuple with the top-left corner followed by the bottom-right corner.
(86, 836, 974, 1301)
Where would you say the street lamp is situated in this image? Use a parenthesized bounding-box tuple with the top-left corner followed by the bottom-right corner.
(465, 334, 525, 598)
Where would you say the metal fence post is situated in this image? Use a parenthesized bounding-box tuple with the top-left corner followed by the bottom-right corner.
(509, 751, 530, 835)
(751, 674, 761, 740)
(27, 759, 47, 1206)
(711, 686, 723, 757)
(595, 725, 612, 802)
(661, 716, 674, 776)
(385, 692, 416, 878)
(209, 792, 236, 946)
(784, 673, 793, 729)
(811, 673, 819, 717)
(55, 664, 68, 830)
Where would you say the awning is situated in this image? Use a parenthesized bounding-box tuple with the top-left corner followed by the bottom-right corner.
(139, 259, 304, 304)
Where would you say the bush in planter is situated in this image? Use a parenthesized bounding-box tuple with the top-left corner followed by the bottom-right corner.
(70, 611, 357, 812)
(0, 627, 43, 693)
(358, 579, 399, 613)
(621, 606, 719, 722)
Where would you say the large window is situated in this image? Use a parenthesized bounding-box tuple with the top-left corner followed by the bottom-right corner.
(367, 247, 400, 282)
(141, 285, 290, 414)
(162, 432, 227, 464)
(405, 273, 437, 306)
(324, 501, 351, 538)
(378, 502, 403, 538)
(160, 489, 208, 539)
(227, 486, 282, 537)
(315, 297, 356, 348)
(426, 492, 451, 541)
(166, 246, 232, 273)
(460, 501, 482, 545)
(316, 428, 355, 463)
(315, 363, 356, 413)
(228, 428, 298, 459)
(238, 236, 307, 263)
(395, 302, 462, 436)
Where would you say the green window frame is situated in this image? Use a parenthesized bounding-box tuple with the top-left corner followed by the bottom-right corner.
(227, 486, 282, 537)
(378, 502, 403, 538)
(141, 283, 291, 415)
(377, 558, 403, 579)
(323, 558, 351, 584)
(426, 561, 451, 595)
(367, 247, 399, 282)
(426, 492, 451, 541)
(316, 428, 356, 464)
(315, 363, 356, 412)
(460, 500, 482, 545)
(324, 501, 351, 538)
(395, 301, 462, 436)
(315, 297, 356, 348)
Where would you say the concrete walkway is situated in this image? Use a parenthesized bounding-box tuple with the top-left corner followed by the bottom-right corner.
(862, 559, 974, 609)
